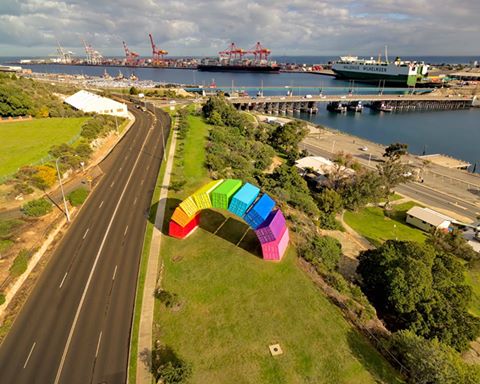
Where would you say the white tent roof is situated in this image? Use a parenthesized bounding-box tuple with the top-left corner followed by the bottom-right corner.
(295, 156, 355, 176)
(64, 90, 127, 116)
(407, 206, 452, 227)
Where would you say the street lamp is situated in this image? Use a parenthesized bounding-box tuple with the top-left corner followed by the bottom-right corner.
(153, 106, 166, 162)
(55, 155, 79, 223)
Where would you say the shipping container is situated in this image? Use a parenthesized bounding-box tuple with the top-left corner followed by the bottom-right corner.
(171, 206, 193, 227)
(244, 193, 275, 229)
(169, 213, 200, 239)
(179, 195, 200, 218)
(211, 179, 242, 209)
(228, 182, 260, 217)
(255, 209, 286, 244)
(261, 226, 289, 261)
(192, 179, 224, 210)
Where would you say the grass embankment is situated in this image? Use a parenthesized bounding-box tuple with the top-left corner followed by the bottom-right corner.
(0, 117, 87, 178)
(128, 114, 175, 384)
(154, 113, 403, 383)
(466, 266, 480, 317)
(344, 201, 427, 247)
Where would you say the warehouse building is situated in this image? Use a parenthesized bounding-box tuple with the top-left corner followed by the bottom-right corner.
(64, 90, 128, 118)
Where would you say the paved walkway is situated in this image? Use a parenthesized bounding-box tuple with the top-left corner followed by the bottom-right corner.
(136, 118, 177, 384)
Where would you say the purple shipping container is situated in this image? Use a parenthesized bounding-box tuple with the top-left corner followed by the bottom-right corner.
(255, 209, 286, 244)
(261, 226, 289, 261)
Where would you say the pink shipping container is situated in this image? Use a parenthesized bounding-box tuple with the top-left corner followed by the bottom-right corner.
(261, 226, 289, 261)
(255, 210, 286, 244)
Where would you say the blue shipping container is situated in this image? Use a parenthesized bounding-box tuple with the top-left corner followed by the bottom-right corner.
(228, 183, 260, 217)
(244, 193, 275, 229)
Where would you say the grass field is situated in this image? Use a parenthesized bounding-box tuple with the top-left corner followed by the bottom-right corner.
(466, 265, 480, 317)
(0, 117, 87, 178)
(153, 113, 403, 383)
(344, 202, 427, 247)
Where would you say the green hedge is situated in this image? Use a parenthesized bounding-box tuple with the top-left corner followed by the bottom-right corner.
(21, 198, 52, 217)
(68, 188, 89, 207)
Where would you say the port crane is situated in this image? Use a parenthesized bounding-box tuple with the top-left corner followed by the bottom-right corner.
(122, 41, 140, 66)
(248, 41, 271, 62)
(56, 41, 73, 64)
(149, 33, 168, 65)
(82, 39, 103, 65)
(219, 43, 246, 61)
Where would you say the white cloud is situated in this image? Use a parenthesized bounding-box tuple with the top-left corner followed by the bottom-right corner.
(0, 0, 479, 56)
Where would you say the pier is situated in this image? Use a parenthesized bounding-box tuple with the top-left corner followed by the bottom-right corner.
(229, 94, 474, 113)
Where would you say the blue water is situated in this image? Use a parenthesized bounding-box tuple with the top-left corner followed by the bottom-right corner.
(4, 59, 480, 171)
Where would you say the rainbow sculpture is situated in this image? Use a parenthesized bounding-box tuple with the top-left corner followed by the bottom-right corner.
(169, 179, 289, 261)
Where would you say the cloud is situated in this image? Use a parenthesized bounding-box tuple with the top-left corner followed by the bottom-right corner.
(0, 0, 479, 56)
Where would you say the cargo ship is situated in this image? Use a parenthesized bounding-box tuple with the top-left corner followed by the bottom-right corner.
(332, 55, 429, 86)
(197, 42, 280, 73)
(197, 57, 280, 73)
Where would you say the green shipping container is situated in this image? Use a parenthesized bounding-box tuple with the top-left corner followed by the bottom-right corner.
(211, 179, 242, 209)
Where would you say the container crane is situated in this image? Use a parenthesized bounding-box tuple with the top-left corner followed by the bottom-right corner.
(149, 33, 168, 65)
(219, 43, 246, 61)
(56, 41, 73, 64)
(82, 39, 103, 65)
(248, 41, 271, 63)
(122, 41, 139, 66)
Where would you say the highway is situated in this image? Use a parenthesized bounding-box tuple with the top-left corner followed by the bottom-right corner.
(0, 104, 170, 383)
(300, 141, 480, 222)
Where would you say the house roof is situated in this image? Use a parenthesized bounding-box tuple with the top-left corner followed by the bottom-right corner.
(295, 156, 355, 176)
(406, 206, 452, 227)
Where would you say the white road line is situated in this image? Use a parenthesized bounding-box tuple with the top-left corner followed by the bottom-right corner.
(83, 228, 89, 240)
(23, 342, 36, 369)
(99, 201, 104, 208)
(59, 272, 68, 289)
(124, 225, 129, 237)
(54, 117, 155, 384)
(95, 331, 102, 358)
(133, 197, 138, 205)
(112, 265, 118, 281)
(110, 181, 115, 188)
(119, 166, 122, 172)
(140, 179, 144, 185)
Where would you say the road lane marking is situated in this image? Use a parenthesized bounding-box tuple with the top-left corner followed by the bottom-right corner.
(99, 201, 104, 208)
(141, 179, 144, 185)
(110, 181, 115, 188)
(119, 166, 123, 172)
(112, 265, 118, 281)
(23, 342, 36, 369)
(83, 228, 89, 240)
(54, 115, 155, 384)
(95, 331, 102, 358)
(133, 197, 138, 205)
(59, 272, 68, 289)
(124, 225, 129, 237)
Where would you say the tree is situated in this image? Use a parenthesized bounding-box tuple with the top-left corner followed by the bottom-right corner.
(315, 188, 343, 229)
(358, 240, 480, 351)
(31, 165, 57, 189)
(301, 235, 342, 271)
(427, 229, 479, 264)
(389, 330, 480, 384)
(384, 142, 408, 161)
(151, 343, 191, 384)
(377, 159, 412, 196)
(129, 86, 139, 95)
(268, 120, 308, 157)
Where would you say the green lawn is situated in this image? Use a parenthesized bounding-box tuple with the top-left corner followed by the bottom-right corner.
(0, 117, 87, 178)
(466, 265, 480, 317)
(153, 112, 403, 383)
(344, 202, 427, 247)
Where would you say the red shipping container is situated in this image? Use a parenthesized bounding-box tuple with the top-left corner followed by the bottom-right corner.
(169, 214, 200, 239)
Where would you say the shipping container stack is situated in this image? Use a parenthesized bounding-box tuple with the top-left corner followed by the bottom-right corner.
(228, 183, 260, 217)
(211, 179, 242, 209)
(244, 193, 275, 229)
(168, 179, 289, 261)
(255, 210, 289, 261)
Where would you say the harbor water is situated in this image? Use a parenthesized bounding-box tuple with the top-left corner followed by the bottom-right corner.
(8, 60, 480, 171)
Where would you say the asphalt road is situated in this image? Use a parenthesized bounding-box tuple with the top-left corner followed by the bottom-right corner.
(300, 141, 480, 222)
(0, 104, 170, 383)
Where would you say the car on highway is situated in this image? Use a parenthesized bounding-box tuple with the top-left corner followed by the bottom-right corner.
(359, 146, 368, 151)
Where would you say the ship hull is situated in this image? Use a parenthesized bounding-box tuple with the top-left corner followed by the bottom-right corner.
(332, 69, 416, 86)
(197, 64, 280, 73)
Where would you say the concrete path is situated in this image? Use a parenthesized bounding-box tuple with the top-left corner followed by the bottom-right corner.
(136, 118, 177, 384)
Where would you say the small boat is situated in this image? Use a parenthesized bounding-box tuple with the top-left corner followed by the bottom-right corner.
(327, 101, 347, 113)
(102, 69, 112, 80)
(347, 101, 363, 112)
(379, 102, 394, 112)
(114, 70, 124, 80)
(129, 72, 138, 81)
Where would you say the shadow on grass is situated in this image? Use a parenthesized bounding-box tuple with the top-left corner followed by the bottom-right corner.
(346, 330, 404, 384)
(153, 199, 262, 259)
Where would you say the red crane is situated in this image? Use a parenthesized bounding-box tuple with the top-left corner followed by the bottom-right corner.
(122, 41, 139, 66)
(149, 33, 168, 65)
(219, 42, 246, 61)
(248, 41, 271, 62)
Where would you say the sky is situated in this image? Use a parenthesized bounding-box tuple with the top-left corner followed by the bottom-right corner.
(1, 0, 479, 57)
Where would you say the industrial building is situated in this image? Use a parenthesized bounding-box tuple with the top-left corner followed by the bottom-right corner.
(64, 90, 128, 118)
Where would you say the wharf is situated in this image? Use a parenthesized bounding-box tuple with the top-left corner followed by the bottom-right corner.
(229, 94, 474, 113)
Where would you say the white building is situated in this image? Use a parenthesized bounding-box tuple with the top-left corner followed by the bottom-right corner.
(406, 206, 452, 232)
(64, 90, 129, 118)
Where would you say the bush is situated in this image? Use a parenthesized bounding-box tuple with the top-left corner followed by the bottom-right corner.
(9, 249, 31, 277)
(21, 198, 53, 217)
(155, 289, 180, 308)
(300, 235, 342, 271)
(151, 343, 191, 384)
(68, 188, 89, 207)
(13, 183, 34, 196)
(0, 293, 5, 306)
(31, 165, 57, 189)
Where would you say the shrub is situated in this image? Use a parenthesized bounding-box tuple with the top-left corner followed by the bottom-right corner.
(13, 183, 34, 196)
(151, 342, 191, 384)
(21, 198, 53, 217)
(0, 293, 5, 306)
(155, 289, 180, 308)
(300, 235, 342, 271)
(31, 165, 57, 189)
(9, 249, 31, 277)
(68, 188, 89, 207)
